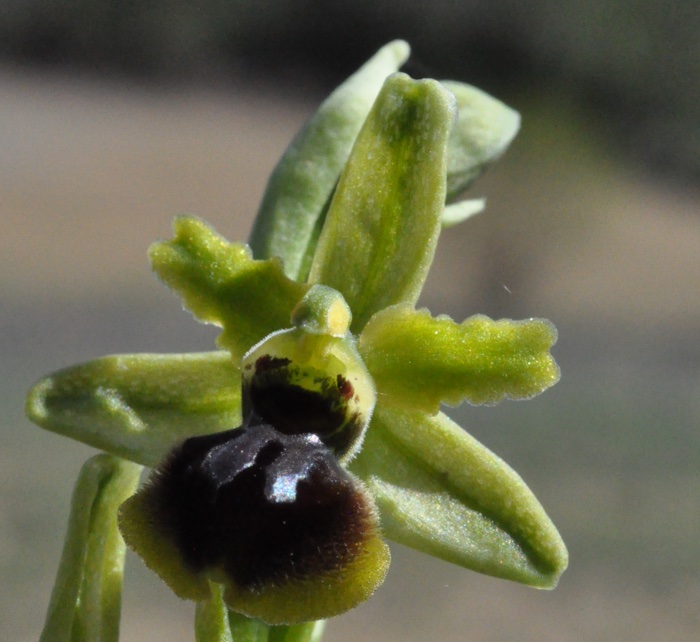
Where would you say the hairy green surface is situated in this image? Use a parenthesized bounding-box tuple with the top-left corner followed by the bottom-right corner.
(351, 407, 568, 588)
(359, 304, 560, 413)
(150, 216, 309, 360)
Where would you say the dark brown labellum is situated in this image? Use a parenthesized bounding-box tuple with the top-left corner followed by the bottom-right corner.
(142, 424, 376, 591)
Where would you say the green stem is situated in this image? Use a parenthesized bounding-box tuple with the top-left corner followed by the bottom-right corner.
(194, 584, 235, 642)
(194, 584, 326, 642)
(227, 613, 270, 642)
(268, 621, 326, 642)
(39, 455, 142, 642)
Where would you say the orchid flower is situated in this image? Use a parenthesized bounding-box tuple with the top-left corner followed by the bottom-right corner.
(26, 41, 567, 642)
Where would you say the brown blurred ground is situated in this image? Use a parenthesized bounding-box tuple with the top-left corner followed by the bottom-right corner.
(1, 67, 699, 641)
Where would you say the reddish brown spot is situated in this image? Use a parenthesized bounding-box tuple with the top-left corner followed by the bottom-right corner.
(337, 375, 354, 400)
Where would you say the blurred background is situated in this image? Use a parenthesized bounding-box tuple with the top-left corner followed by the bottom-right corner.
(2, 2, 698, 640)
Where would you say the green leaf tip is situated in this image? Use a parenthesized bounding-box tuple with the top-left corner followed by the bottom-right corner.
(149, 216, 309, 360)
(359, 304, 560, 413)
(309, 73, 457, 332)
(351, 407, 568, 589)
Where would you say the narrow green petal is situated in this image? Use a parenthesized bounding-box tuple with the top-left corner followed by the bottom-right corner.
(308, 73, 456, 333)
(40, 455, 142, 642)
(150, 216, 309, 359)
(443, 81, 520, 201)
(359, 304, 560, 413)
(26, 351, 241, 467)
(249, 40, 410, 280)
(350, 406, 568, 588)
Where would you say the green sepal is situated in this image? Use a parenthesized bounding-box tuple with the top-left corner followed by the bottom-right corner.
(40, 455, 142, 642)
(249, 40, 410, 279)
(26, 351, 241, 467)
(443, 80, 520, 201)
(308, 73, 456, 333)
(359, 304, 560, 413)
(350, 407, 568, 588)
(150, 216, 309, 360)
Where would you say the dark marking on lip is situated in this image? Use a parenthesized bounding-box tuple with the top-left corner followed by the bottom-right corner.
(254, 355, 292, 373)
(248, 382, 346, 438)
